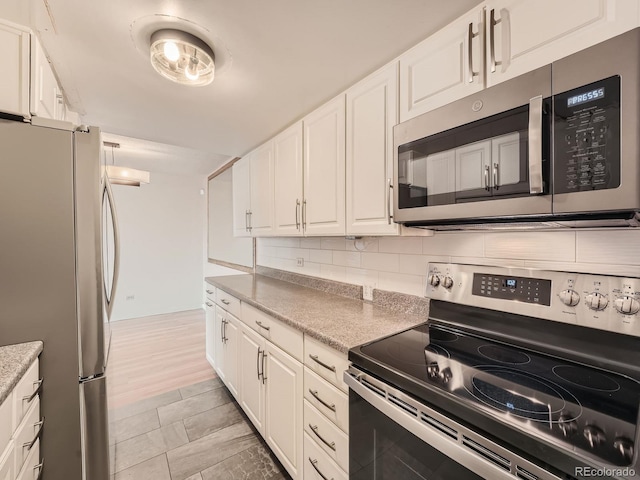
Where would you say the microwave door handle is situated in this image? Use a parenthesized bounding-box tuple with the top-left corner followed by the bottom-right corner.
(528, 95, 544, 194)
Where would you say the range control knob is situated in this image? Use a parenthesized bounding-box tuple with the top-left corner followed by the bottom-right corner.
(427, 362, 439, 379)
(583, 425, 606, 448)
(559, 289, 580, 307)
(438, 367, 452, 384)
(442, 276, 454, 289)
(614, 437, 634, 463)
(429, 275, 440, 287)
(614, 296, 640, 315)
(557, 415, 578, 437)
(585, 292, 609, 311)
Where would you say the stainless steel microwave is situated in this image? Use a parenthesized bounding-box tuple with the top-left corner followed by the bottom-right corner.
(393, 28, 640, 229)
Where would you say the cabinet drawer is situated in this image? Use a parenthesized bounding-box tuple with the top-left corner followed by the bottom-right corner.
(304, 368, 348, 434)
(13, 360, 40, 430)
(242, 303, 303, 362)
(215, 289, 241, 318)
(204, 285, 216, 302)
(13, 397, 41, 474)
(0, 440, 15, 480)
(0, 391, 13, 462)
(303, 432, 348, 480)
(16, 438, 40, 480)
(304, 337, 349, 393)
(304, 400, 349, 472)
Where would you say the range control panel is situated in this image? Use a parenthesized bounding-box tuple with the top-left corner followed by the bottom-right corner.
(427, 263, 640, 337)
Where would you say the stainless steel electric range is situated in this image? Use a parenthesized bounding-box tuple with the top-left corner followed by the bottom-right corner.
(346, 263, 640, 480)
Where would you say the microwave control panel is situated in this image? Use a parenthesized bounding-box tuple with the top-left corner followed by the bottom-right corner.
(553, 75, 621, 194)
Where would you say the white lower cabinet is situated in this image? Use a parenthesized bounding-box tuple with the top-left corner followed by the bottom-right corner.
(0, 441, 14, 480)
(238, 324, 266, 436)
(15, 439, 39, 480)
(204, 300, 215, 368)
(304, 432, 348, 480)
(213, 305, 241, 399)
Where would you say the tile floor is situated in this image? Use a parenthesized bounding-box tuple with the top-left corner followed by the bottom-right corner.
(109, 378, 291, 480)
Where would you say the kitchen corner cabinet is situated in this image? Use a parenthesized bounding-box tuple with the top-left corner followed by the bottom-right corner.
(486, 0, 640, 88)
(303, 95, 346, 236)
(0, 19, 30, 118)
(399, 6, 485, 122)
(273, 122, 304, 236)
(346, 62, 399, 236)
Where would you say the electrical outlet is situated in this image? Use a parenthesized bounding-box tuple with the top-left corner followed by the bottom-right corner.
(296, 257, 304, 267)
(363, 285, 374, 302)
(126, 295, 135, 301)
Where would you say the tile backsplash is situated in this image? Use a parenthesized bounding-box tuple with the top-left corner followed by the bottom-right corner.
(256, 230, 640, 298)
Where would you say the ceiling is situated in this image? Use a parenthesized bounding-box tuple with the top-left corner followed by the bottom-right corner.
(22, 0, 481, 174)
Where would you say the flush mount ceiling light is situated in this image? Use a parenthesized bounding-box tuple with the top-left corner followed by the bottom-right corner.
(104, 142, 150, 187)
(150, 29, 215, 86)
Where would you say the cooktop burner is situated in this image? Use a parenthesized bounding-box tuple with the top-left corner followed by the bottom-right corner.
(552, 365, 621, 393)
(477, 344, 531, 365)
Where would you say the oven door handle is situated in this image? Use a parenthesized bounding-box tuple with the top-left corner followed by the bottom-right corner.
(528, 95, 544, 195)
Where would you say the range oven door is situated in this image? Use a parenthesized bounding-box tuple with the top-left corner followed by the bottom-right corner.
(393, 65, 552, 226)
(345, 367, 562, 480)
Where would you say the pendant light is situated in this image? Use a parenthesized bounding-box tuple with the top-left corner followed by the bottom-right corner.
(104, 142, 151, 187)
(149, 29, 215, 86)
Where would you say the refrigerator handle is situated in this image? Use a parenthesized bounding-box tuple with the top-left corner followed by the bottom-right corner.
(103, 175, 121, 319)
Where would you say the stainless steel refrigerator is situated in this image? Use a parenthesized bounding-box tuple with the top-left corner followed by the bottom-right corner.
(0, 119, 119, 480)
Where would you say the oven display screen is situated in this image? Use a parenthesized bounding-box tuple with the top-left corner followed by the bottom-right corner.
(504, 279, 517, 288)
(567, 87, 604, 107)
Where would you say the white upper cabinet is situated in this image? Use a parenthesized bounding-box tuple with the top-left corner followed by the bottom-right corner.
(232, 155, 252, 237)
(249, 141, 275, 235)
(303, 95, 346, 236)
(486, 0, 640, 87)
(273, 123, 304, 236)
(399, 7, 485, 122)
(30, 35, 61, 120)
(346, 62, 399, 235)
(0, 19, 30, 118)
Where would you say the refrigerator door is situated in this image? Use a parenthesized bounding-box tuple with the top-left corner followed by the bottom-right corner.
(80, 375, 110, 480)
(75, 127, 110, 378)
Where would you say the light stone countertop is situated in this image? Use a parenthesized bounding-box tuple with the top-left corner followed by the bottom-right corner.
(205, 274, 427, 353)
(0, 341, 43, 405)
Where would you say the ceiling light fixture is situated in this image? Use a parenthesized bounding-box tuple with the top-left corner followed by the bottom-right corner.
(104, 142, 151, 187)
(150, 29, 215, 86)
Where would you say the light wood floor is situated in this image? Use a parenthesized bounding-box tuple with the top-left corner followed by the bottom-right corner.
(107, 309, 216, 410)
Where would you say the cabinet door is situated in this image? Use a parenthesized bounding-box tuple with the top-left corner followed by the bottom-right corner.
(486, 0, 639, 87)
(303, 95, 346, 236)
(274, 123, 304, 236)
(224, 314, 240, 399)
(0, 440, 14, 480)
(239, 324, 266, 435)
(250, 141, 275, 235)
(30, 36, 60, 119)
(265, 343, 303, 480)
(399, 6, 484, 122)
(232, 156, 252, 237)
(213, 307, 226, 381)
(205, 301, 215, 368)
(0, 20, 30, 117)
(346, 62, 399, 236)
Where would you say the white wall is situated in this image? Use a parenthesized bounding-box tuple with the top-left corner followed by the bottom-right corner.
(110, 172, 207, 321)
(257, 230, 640, 297)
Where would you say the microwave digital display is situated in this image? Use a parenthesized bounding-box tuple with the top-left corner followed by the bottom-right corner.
(567, 87, 605, 107)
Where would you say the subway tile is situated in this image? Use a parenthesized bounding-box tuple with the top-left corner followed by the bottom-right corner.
(576, 230, 640, 265)
(346, 237, 379, 252)
(451, 256, 526, 268)
(320, 264, 348, 282)
(333, 250, 362, 268)
(361, 252, 400, 273)
(525, 260, 640, 277)
(320, 237, 347, 250)
(309, 249, 333, 264)
(345, 268, 379, 287)
(484, 232, 575, 262)
(300, 261, 322, 276)
(398, 254, 431, 276)
(258, 245, 279, 258)
(422, 232, 484, 257)
(300, 237, 322, 248)
(274, 247, 309, 261)
(266, 237, 301, 248)
(379, 237, 423, 254)
(378, 272, 425, 297)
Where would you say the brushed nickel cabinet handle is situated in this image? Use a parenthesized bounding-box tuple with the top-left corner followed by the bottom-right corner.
(245, 210, 250, 232)
(302, 199, 307, 231)
(261, 352, 267, 384)
(387, 179, 394, 224)
(34, 459, 44, 480)
(255, 320, 271, 331)
(221, 299, 230, 305)
(257, 348, 262, 380)
(206, 289, 214, 294)
(295, 199, 301, 230)
(484, 165, 490, 191)
(308, 389, 336, 412)
(308, 458, 333, 480)
(23, 378, 43, 403)
(23, 418, 45, 450)
(308, 354, 336, 372)
(468, 22, 479, 83)
(309, 424, 336, 451)
(489, 9, 502, 73)
(493, 163, 499, 190)
(206, 302, 213, 307)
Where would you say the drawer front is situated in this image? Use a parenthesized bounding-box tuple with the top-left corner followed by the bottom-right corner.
(13, 397, 41, 474)
(303, 432, 348, 480)
(304, 337, 349, 393)
(16, 439, 40, 480)
(204, 285, 216, 302)
(0, 392, 13, 462)
(13, 360, 40, 430)
(242, 303, 303, 362)
(304, 368, 348, 434)
(215, 289, 241, 318)
(304, 400, 349, 472)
